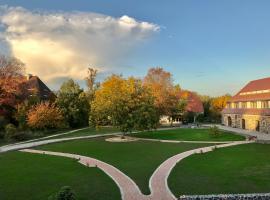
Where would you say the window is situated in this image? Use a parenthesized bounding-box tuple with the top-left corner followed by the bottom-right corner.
(241, 102, 247, 108)
(226, 103, 231, 108)
(250, 101, 257, 108)
(235, 103, 239, 108)
(261, 101, 269, 109)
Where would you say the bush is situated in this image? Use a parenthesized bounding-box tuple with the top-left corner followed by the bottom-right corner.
(4, 123, 17, 140)
(209, 125, 221, 137)
(27, 102, 66, 130)
(48, 186, 76, 200)
(0, 116, 8, 131)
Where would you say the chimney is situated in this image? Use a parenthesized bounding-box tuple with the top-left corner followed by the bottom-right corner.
(27, 74, 33, 80)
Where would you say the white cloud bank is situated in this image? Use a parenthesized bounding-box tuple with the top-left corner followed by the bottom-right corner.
(0, 6, 159, 85)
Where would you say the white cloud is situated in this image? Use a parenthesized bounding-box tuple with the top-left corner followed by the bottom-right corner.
(0, 6, 159, 85)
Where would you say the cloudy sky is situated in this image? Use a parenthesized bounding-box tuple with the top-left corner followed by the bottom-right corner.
(1, 0, 270, 96)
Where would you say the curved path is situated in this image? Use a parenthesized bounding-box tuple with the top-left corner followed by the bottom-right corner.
(0, 132, 122, 153)
(149, 140, 254, 200)
(20, 140, 253, 200)
(20, 149, 147, 200)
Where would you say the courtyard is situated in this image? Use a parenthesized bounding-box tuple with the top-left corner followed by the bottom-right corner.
(1, 128, 269, 200)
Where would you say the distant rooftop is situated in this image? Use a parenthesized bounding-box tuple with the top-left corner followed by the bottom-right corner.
(229, 77, 270, 102)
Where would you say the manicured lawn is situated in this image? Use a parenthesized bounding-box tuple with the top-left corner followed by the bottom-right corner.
(51, 126, 119, 139)
(169, 143, 270, 196)
(0, 151, 120, 200)
(0, 126, 119, 147)
(38, 138, 212, 194)
(131, 128, 245, 141)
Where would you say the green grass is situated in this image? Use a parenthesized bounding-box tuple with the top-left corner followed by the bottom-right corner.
(50, 126, 119, 139)
(168, 143, 270, 196)
(37, 138, 212, 194)
(131, 128, 245, 141)
(0, 126, 119, 147)
(0, 151, 121, 200)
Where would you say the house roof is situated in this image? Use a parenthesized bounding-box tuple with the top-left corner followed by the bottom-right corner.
(229, 77, 270, 102)
(24, 75, 55, 100)
(222, 108, 270, 116)
(179, 90, 204, 113)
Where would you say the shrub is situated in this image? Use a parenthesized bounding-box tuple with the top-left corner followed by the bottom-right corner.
(48, 186, 76, 200)
(4, 123, 17, 140)
(27, 102, 65, 130)
(209, 125, 221, 137)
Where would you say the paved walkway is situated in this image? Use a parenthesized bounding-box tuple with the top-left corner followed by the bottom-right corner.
(0, 132, 122, 153)
(0, 127, 181, 153)
(0, 127, 89, 149)
(204, 124, 270, 141)
(20, 149, 146, 200)
(129, 136, 237, 144)
(20, 140, 253, 200)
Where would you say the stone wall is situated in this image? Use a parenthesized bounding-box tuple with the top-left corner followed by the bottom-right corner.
(222, 114, 270, 134)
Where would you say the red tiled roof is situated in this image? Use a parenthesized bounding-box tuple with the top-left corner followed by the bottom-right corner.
(179, 91, 204, 113)
(229, 77, 270, 102)
(222, 108, 270, 116)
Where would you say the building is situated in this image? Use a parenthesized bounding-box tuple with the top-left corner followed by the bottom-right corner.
(222, 77, 270, 133)
(24, 74, 56, 101)
(160, 90, 204, 125)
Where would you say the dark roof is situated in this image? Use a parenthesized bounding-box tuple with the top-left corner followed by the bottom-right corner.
(179, 91, 204, 113)
(229, 77, 270, 102)
(24, 75, 55, 100)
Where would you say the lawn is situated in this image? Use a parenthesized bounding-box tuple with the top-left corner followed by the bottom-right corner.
(168, 143, 270, 196)
(131, 128, 245, 141)
(50, 126, 119, 139)
(37, 137, 213, 194)
(0, 152, 121, 200)
(0, 126, 119, 147)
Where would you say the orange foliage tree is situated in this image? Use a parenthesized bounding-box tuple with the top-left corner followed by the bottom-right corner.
(27, 102, 65, 130)
(0, 55, 27, 121)
(143, 67, 180, 117)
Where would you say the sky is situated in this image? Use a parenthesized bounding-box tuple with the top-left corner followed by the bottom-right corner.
(1, 0, 270, 96)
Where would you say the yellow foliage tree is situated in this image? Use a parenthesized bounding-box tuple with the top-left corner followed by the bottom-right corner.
(90, 75, 159, 133)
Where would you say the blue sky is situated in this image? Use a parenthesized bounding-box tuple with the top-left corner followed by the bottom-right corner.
(1, 0, 270, 96)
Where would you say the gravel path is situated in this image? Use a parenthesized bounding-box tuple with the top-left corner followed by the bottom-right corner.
(19, 140, 253, 200)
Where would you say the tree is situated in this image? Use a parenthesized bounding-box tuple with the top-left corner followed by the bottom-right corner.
(0, 55, 27, 124)
(85, 67, 99, 99)
(0, 55, 25, 78)
(27, 102, 65, 130)
(211, 95, 231, 112)
(143, 67, 180, 121)
(90, 75, 159, 133)
(56, 79, 89, 128)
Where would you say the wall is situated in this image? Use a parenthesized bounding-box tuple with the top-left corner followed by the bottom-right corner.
(222, 114, 270, 134)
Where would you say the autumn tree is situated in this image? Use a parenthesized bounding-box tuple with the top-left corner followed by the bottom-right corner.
(211, 95, 231, 112)
(56, 79, 89, 128)
(143, 67, 179, 118)
(27, 102, 65, 130)
(198, 94, 231, 123)
(0, 55, 27, 123)
(85, 67, 99, 99)
(90, 75, 159, 133)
